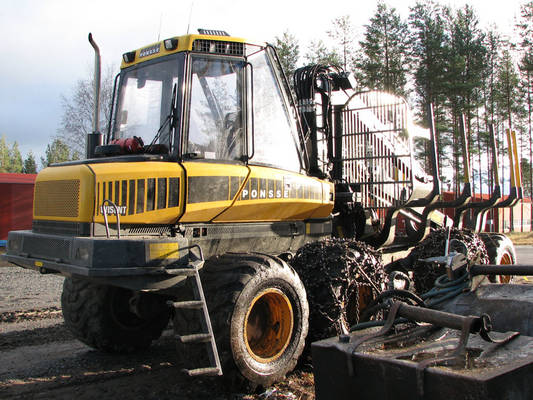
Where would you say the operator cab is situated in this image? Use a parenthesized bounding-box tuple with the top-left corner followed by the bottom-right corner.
(99, 31, 303, 173)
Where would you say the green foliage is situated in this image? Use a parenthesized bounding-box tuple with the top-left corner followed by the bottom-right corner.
(273, 31, 300, 80)
(517, 1, 533, 75)
(0, 135, 26, 173)
(9, 142, 23, 173)
(23, 152, 37, 174)
(41, 138, 80, 169)
(304, 40, 342, 66)
(327, 15, 356, 71)
(356, 2, 409, 96)
(495, 49, 525, 127)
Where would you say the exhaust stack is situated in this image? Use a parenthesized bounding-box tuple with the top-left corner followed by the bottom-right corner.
(87, 32, 103, 158)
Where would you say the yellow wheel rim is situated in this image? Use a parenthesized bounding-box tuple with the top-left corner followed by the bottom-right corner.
(244, 288, 294, 363)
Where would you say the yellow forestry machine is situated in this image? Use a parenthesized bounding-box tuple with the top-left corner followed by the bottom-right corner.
(4, 31, 533, 397)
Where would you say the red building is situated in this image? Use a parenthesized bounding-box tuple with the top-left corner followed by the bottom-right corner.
(0, 173, 37, 243)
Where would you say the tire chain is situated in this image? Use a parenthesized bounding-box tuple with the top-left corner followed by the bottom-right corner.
(408, 228, 489, 294)
(291, 238, 386, 342)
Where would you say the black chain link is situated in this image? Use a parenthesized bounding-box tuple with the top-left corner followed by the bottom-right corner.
(291, 238, 386, 342)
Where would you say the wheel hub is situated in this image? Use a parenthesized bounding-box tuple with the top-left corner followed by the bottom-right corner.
(244, 288, 294, 363)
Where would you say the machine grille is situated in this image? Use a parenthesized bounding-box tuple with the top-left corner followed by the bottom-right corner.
(193, 39, 244, 56)
(96, 177, 180, 216)
(34, 180, 80, 218)
(22, 236, 71, 261)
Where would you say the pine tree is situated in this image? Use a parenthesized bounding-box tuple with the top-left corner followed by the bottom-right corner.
(0, 136, 9, 173)
(516, 1, 533, 225)
(408, 1, 452, 183)
(445, 5, 487, 192)
(273, 31, 300, 80)
(356, 1, 409, 96)
(9, 142, 23, 173)
(304, 40, 341, 66)
(327, 15, 356, 72)
(23, 152, 37, 174)
(495, 48, 524, 129)
(41, 138, 79, 169)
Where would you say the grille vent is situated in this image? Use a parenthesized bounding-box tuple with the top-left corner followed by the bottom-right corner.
(22, 236, 71, 261)
(97, 177, 179, 216)
(193, 39, 244, 56)
(34, 180, 80, 218)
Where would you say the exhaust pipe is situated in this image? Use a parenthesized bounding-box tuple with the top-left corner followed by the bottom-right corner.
(87, 32, 103, 159)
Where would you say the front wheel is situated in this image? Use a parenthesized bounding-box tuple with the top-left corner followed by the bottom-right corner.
(197, 253, 309, 388)
(61, 277, 170, 353)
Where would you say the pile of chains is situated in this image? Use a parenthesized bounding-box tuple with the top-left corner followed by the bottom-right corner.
(408, 228, 489, 294)
(291, 238, 385, 342)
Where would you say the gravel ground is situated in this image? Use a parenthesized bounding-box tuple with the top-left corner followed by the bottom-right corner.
(0, 264, 63, 314)
(1, 246, 532, 399)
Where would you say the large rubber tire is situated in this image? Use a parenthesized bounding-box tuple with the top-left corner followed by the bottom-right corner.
(61, 277, 171, 353)
(178, 253, 308, 388)
(480, 233, 517, 283)
(290, 239, 385, 343)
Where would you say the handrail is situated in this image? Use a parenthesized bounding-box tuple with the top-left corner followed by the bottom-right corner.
(101, 199, 121, 239)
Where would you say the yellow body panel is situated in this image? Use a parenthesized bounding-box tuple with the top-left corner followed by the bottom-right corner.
(33, 164, 95, 222)
(90, 161, 185, 225)
(213, 165, 334, 222)
(178, 162, 249, 222)
(32, 160, 333, 226)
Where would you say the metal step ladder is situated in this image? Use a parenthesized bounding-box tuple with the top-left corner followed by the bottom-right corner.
(166, 247, 222, 377)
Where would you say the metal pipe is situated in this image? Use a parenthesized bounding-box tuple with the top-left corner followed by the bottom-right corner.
(470, 264, 533, 276)
(396, 302, 481, 333)
(89, 33, 101, 134)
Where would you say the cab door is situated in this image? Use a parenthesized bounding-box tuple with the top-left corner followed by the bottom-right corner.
(178, 53, 249, 223)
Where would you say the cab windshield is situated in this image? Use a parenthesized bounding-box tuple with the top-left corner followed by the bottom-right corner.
(113, 53, 185, 153)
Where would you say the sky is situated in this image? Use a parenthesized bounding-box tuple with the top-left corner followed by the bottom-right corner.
(0, 0, 526, 165)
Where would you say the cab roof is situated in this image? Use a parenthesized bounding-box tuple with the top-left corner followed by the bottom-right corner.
(120, 33, 264, 69)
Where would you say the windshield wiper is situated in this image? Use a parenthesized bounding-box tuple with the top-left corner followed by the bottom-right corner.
(145, 83, 178, 154)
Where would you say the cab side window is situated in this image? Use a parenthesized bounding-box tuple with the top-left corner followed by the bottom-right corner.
(249, 52, 300, 172)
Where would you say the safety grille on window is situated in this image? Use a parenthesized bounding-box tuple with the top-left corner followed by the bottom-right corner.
(34, 180, 80, 218)
(192, 39, 245, 56)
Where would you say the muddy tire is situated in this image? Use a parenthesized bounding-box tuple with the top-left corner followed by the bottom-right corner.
(290, 239, 385, 343)
(177, 253, 308, 388)
(480, 233, 516, 283)
(61, 277, 170, 353)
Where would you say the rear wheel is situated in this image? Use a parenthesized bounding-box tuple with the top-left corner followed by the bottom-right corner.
(61, 277, 170, 353)
(480, 233, 516, 283)
(175, 253, 308, 389)
(290, 239, 385, 342)
(409, 228, 490, 294)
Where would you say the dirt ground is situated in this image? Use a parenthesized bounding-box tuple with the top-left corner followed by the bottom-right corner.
(2, 242, 532, 399)
(0, 259, 314, 400)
